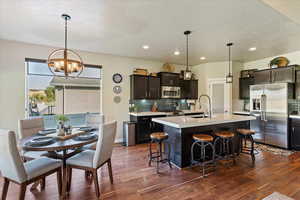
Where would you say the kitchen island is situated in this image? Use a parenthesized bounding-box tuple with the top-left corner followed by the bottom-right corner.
(152, 114, 255, 168)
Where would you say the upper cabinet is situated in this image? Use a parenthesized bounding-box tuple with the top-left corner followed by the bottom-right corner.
(158, 72, 180, 86)
(180, 80, 198, 99)
(272, 67, 295, 83)
(239, 77, 254, 99)
(148, 76, 161, 99)
(130, 75, 160, 99)
(254, 70, 271, 84)
(254, 66, 299, 84)
(130, 73, 199, 100)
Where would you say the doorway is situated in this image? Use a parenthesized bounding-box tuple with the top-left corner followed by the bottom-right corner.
(208, 78, 231, 114)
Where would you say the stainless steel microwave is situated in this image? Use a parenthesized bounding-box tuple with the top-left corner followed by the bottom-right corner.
(161, 86, 181, 98)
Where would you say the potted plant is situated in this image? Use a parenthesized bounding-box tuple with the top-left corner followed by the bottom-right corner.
(55, 114, 69, 136)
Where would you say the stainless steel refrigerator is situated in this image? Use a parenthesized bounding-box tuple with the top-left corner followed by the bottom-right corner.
(250, 83, 293, 148)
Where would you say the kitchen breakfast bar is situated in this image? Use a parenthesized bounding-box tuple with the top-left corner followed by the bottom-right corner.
(152, 114, 256, 168)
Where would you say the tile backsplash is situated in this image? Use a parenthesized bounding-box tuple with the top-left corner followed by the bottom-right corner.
(288, 99, 300, 114)
(130, 99, 190, 112)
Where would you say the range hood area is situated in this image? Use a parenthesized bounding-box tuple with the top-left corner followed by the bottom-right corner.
(130, 72, 198, 100)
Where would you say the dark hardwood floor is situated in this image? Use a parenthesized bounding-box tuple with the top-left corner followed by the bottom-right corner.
(2, 144, 300, 200)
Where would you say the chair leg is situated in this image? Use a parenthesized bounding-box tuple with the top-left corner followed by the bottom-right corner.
(57, 168, 62, 196)
(231, 139, 236, 164)
(40, 178, 46, 191)
(148, 140, 153, 167)
(250, 135, 255, 166)
(167, 142, 172, 169)
(107, 159, 114, 184)
(156, 142, 160, 173)
(2, 178, 10, 200)
(19, 184, 27, 200)
(67, 167, 72, 192)
(92, 170, 100, 198)
(85, 171, 90, 180)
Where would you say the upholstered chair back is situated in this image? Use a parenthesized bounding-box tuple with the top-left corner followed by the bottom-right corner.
(0, 129, 27, 183)
(86, 113, 104, 129)
(93, 121, 117, 168)
(18, 118, 44, 139)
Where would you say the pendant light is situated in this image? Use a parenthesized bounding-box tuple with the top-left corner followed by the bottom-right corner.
(184, 30, 192, 80)
(226, 42, 234, 83)
(47, 14, 84, 78)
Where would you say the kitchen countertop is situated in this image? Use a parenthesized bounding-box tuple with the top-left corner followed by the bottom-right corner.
(290, 115, 300, 119)
(152, 113, 255, 128)
(129, 110, 204, 117)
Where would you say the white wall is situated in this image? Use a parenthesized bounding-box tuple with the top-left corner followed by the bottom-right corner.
(0, 39, 185, 141)
(191, 61, 243, 112)
(244, 50, 300, 70)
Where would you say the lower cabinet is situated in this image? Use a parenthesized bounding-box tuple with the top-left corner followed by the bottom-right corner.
(130, 115, 166, 144)
(290, 118, 300, 150)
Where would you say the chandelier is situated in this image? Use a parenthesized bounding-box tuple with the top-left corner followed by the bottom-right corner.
(47, 14, 84, 77)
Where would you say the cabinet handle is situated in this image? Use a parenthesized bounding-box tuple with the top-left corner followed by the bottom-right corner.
(293, 127, 295, 133)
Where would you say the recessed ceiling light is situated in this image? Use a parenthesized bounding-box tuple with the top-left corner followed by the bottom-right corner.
(200, 57, 206, 60)
(249, 47, 257, 51)
(142, 45, 149, 49)
(174, 50, 180, 55)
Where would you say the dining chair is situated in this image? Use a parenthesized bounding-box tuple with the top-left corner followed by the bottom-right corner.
(83, 114, 105, 150)
(85, 113, 104, 129)
(0, 129, 62, 200)
(66, 121, 117, 198)
(18, 118, 49, 161)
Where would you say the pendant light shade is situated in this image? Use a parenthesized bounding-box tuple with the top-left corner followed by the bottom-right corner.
(184, 30, 192, 80)
(226, 42, 234, 83)
(47, 14, 84, 78)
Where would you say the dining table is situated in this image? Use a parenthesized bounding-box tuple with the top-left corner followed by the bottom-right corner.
(21, 129, 99, 199)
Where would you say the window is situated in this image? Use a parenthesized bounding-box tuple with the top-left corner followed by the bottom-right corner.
(25, 58, 102, 128)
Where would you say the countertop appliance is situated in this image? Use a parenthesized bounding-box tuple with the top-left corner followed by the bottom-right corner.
(161, 86, 181, 99)
(250, 83, 293, 148)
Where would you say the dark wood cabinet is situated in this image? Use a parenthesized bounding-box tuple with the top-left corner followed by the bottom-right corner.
(254, 70, 271, 84)
(272, 67, 295, 83)
(130, 75, 148, 99)
(239, 77, 254, 99)
(290, 118, 300, 150)
(158, 72, 180, 86)
(295, 70, 300, 99)
(254, 66, 299, 85)
(130, 115, 165, 144)
(130, 75, 160, 99)
(148, 76, 161, 99)
(180, 80, 198, 99)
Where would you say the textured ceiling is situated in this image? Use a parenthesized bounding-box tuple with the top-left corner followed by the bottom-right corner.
(1, 0, 300, 65)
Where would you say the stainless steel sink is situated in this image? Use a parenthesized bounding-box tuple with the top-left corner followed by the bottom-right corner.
(191, 115, 207, 119)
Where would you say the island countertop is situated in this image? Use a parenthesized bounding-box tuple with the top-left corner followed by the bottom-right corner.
(152, 113, 256, 128)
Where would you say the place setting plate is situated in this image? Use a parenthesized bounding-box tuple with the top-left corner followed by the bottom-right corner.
(73, 132, 98, 141)
(37, 129, 56, 136)
(25, 136, 56, 147)
(78, 126, 97, 132)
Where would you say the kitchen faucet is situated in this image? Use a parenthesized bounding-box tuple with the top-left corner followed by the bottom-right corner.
(198, 94, 212, 119)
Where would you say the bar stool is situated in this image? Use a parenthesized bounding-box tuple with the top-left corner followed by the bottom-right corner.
(236, 129, 256, 166)
(214, 131, 236, 164)
(191, 134, 216, 177)
(148, 132, 172, 173)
